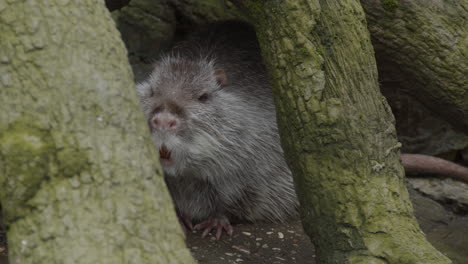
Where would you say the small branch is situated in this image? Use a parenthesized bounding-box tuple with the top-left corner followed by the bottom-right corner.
(402, 153, 468, 183)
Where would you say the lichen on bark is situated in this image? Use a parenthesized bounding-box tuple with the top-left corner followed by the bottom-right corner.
(382, 0, 399, 11)
(238, 0, 452, 263)
(112, 0, 244, 63)
(0, 1, 194, 263)
(360, 0, 468, 132)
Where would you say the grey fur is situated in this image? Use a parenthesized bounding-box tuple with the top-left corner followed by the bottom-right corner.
(137, 21, 298, 223)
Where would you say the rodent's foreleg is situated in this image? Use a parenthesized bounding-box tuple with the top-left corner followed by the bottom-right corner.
(177, 212, 194, 233)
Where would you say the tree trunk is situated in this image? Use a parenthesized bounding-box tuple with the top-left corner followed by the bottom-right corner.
(115, 0, 468, 133)
(236, 0, 452, 263)
(0, 1, 194, 263)
(360, 0, 468, 133)
(113, 0, 243, 64)
(105, 0, 131, 11)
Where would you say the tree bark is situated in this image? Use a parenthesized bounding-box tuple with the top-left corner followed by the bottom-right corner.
(236, 0, 451, 263)
(105, 0, 131, 11)
(360, 0, 468, 133)
(113, 0, 243, 63)
(0, 1, 194, 263)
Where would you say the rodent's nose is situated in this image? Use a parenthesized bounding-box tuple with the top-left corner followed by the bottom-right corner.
(151, 114, 179, 131)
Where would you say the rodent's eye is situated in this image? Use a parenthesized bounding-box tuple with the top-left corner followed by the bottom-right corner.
(149, 89, 155, 97)
(198, 93, 209, 102)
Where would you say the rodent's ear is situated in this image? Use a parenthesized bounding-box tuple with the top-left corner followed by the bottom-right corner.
(214, 69, 228, 87)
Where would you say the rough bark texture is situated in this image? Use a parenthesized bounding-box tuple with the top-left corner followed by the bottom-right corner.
(237, 0, 451, 263)
(112, 0, 243, 64)
(105, 0, 131, 11)
(0, 1, 194, 263)
(112, 0, 468, 157)
(360, 0, 468, 133)
(382, 82, 468, 156)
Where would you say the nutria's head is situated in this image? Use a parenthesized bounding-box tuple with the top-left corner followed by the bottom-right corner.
(137, 56, 230, 176)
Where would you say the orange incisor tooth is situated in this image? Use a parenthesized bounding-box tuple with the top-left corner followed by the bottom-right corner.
(159, 145, 171, 159)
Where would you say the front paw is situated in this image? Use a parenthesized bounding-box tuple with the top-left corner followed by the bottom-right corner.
(193, 215, 233, 240)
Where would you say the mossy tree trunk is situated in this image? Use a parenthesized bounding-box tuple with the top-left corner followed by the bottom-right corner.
(114, 0, 467, 133)
(360, 0, 468, 133)
(0, 1, 194, 263)
(236, 0, 452, 263)
(105, 0, 131, 11)
(113, 0, 243, 63)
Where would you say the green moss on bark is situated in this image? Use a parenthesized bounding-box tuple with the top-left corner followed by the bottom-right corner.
(0, 1, 194, 263)
(0, 121, 54, 221)
(114, 0, 244, 63)
(382, 0, 400, 12)
(240, 0, 452, 263)
(361, 0, 468, 132)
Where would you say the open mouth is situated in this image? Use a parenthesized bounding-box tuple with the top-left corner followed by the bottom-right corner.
(159, 145, 174, 166)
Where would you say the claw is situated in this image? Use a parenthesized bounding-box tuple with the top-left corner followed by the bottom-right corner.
(194, 216, 233, 240)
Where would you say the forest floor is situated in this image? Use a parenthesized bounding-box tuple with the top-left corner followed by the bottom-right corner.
(186, 220, 315, 264)
(186, 186, 468, 264)
(0, 185, 467, 264)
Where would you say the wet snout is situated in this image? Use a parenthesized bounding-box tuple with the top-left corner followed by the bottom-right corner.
(151, 112, 179, 131)
(149, 99, 185, 132)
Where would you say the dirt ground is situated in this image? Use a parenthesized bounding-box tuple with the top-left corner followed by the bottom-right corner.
(186, 221, 315, 264)
(185, 186, 468, 264)
(186, 216, 468, 264)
